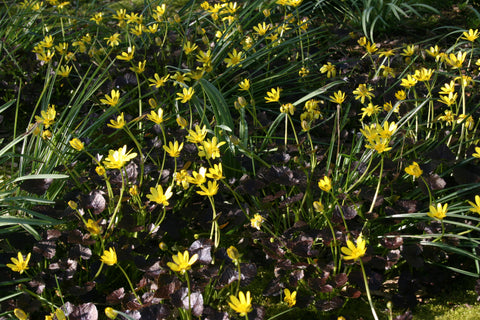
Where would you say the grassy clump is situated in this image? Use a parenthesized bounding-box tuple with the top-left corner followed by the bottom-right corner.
(2, 0, 480, 319)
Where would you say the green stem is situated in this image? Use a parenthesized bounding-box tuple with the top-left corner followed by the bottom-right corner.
(118, 264, 142, 305)
(360, 259, 379, 320)
(368, 155, 384, 214)
(208, 195, 219, 248)
(185, 272, 192, 320)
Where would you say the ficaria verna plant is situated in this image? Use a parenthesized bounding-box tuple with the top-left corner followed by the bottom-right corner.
(3, 0, 480, 319)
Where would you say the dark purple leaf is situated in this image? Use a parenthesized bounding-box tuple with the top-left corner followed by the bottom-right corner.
(402, 244, 424, 268)
(279, 192, 304, 208)
(139, 303, 170, 319)
(203, 306, 229, 320)
(250, 306, 265, 320)
(83, 190, 106, 215)
(20, 178, 52, 195)
(381, 234, 403, 249)
(344, 286, 361, 298)
(422, 173, 446, 191)
(320, 284, 333, 293)
(263, 278, 283, 296)
(70, 303, 98, 320)
(156, 274, 180, 298)
(67, 282, 96, 296)
(335, 273, 348, 288)
(189, 239, 213, 265)
(171, 288, 204, 316)
(69, 244, 92, 260)
(33, 240, 56, 259)
(316, 297, 344, 311)
(394, 310, 413, 320)
(106, 288, 125, 305)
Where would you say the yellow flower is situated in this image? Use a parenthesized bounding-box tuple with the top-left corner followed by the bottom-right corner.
(253, 22, 270, 36)
(149, 73, 170, 88)
(147, 108, 164, 125)
(428, 203, 448, 220)
(35, 104, 56, 128)
(167, 250, 198, 274)
(313, 200, 324, 213)
(129, 60, 146, 74)
(318, 176, 332, 192)
(365, 41, 378, 54)
(329, 90, 346, 104)
(176, 87, 195, 103)
(353, 84, 374, 104)
(107, 113, 126, 129)
(196, 49, 212, 65)
(7, 252, 31, 274)
(163, 141, 183, 158)
(176, 116, 188, 129)
(238, 79, 250, 91)
(206, 163, 225, 180)
(439, 81, 455, 95)
(95, 166, 106, 176)
(54, 309, 66, 320)
(468, 195, 480, 215)
(147, 185, 173, 206)
(105, 307, 118, 319)
(69, 138, 84, 151)
(183, 41, 198, 55)
(105, 33, 120, 47)
(426, 45, 440, 58)
(400, 74, 417, 89)
(100, 89, 121, 107)
(37, 49, 55, 62)
(379, 49, 395, 57)
(438, 93, 457, 106)
(103, 145, 137, 169)
(250, 213, 264, 230)
(100, 247, 117, 266)
(90, 12, 103, 24)
(357, 36, 367, 46)
(148, 23, 159, 33)
(473, 146, 480, 158)
(401, 44, 415, 57)
(283, 288, 297, 307)
(265, 87, 281, 103)
(116, 46, 135, 61)
(395, 90, 406, 100)
(320, 62, 336, 78)
(174, 169, 190, 189)
(227, 246, 241, 264)
(341, 234, 366, 261)
(85, 219, 102, 235)
(198, 137, 226, 159)
(457, 114, 474, 130)
(14, 308, 28, 320)
(280, 103, 295, 115)
(446, 51, 467, 69)
(68, 200, 77, 210)
(188, 167, 207, 185)
(197, 180, 219, 196)
(57, 65, 72, 77)
(365, 137, 392, 154)
(438, 110, 455, 125)
(229, 291, 252, 316)
(380, 65, 394, 78)
(360, 103, 381, 120)
(405, 162, 422, 178)
(462, 28, 479, 42)
(224, 49, 244, 68)
(413, 67, 433, 82)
